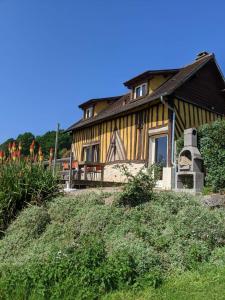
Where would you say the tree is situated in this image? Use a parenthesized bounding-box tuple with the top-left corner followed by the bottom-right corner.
(36, 130, 72, 158)
(0, 130, 72, 159)
(16, 132, 35, 156)
(0, 138, 14, 155)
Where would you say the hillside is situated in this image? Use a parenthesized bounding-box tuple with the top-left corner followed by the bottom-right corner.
(1, 191, 225, 299)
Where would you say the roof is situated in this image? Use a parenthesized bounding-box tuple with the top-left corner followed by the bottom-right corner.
(66, 52, 224, 132)
(78, 95, 122, 109)
(123, 69, 179, 88)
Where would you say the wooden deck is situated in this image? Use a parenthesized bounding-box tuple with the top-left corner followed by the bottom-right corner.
(47, 158, 121, 188)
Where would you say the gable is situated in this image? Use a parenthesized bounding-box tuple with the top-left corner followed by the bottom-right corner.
(174, 60, 225, 114)
(106, 130, 126, 162)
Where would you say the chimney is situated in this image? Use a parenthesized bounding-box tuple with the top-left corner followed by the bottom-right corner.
(195, 51, 209, 60)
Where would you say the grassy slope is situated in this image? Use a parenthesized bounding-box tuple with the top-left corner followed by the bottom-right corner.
(104, 266, 225, 300)
(1, 191, 225, 299)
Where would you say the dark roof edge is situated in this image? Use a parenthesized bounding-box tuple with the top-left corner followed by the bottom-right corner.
(66, 53, 216, 132)
(78, 95, 122, 109)
(161, 53, 214, 97)
(123, 69, 180, 88)
(66, 95, 161, 132)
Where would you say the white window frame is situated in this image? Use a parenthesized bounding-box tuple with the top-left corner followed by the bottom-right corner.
(148, 126, 169, 185)
(85, 106, 93, 119)
(149, 133, 168, 187)
(149, 134, 168, 167)
(134, 83, 147, 99)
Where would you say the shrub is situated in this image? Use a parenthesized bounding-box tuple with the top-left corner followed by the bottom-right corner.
(116, 165, 160, 207)
(176, 119, 225, 192)
(0, 161, 59, 234)
(198, 119, 225, 192)
(1, 191, 225, 298)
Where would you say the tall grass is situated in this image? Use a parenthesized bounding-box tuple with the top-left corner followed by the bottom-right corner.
(0, 162, 59, 234)
(1, 191, 225, 299)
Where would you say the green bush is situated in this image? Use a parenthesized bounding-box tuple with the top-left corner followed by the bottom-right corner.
(176, 119, 225, 192)
(1, 191, 225, 298)
(116, 165, 159, 207)
(198, 119, 225, 192)
(0, 162, 59, 234)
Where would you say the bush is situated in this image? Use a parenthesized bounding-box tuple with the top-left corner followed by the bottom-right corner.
(116, 165, 159, 207)
(176, 119, 225, 192)
(1, 191, 225, 298)
(0, 162, 59, 234)
(198, 119, 225, 192)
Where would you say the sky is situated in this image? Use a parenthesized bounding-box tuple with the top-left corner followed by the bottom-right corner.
(0, 0, 225, 143)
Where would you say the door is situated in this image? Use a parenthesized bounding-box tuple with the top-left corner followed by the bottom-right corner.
(149, 135, 168, 180)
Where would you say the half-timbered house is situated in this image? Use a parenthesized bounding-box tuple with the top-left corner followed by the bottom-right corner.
(66, 52, 225, 189)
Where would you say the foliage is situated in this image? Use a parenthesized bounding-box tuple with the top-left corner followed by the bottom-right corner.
(198, 119, 225, 192)
(0, 138, 14, 155)
(0, 130, 72, 159)
(17, 132, 35, 156)
(116, 165, 160, 207)
(176, 119, 225, 192)
(36, 130, 72, 158)
(104, 264, 225, 300)
(175, 134, 184, 157)
(1, 191, 225, 298)
(0, 161, 60, 234)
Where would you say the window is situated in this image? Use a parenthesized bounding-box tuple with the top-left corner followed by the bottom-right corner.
(149, 133, 168, 180)
(83, 146, 92, 162)
(85, 106, 93, 119)
(92, 144, 100, 162)
(134, 83, 147, 99)
(155, 136, 167, 167)
(82, 144, 100, 162)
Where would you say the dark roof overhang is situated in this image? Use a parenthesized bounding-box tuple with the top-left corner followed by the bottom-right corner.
(123, 69, 179, 88)
(78, 95, 122, 109)
(66, 52, 216, 132)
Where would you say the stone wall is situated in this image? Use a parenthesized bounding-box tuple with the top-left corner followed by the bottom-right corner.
(104, 162, 175, 190)
(103, 162, 145, 183)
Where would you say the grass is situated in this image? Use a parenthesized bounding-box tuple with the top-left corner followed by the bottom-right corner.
(1, 190, 225, 299)
(0, 161, 59, 234)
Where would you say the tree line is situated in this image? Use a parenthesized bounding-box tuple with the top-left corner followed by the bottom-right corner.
(0, 130, 72, 159)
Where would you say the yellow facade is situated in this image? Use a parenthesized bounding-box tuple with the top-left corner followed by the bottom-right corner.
(94, 101, 109, 116)
(149, 75, 172, 94)
(73, 102, 168, 163)
(174, 98, 222, 139)
(72, 97, 223, 164)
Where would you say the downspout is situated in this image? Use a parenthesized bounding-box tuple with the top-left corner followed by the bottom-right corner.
(160, 95, 176, 166)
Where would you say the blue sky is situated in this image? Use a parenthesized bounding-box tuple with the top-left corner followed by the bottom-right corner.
(0, 0, 225, 143)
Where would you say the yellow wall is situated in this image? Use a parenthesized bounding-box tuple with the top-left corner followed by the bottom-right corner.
(94, 101, 109, 116)
(174, 98, 222, 139)
(149, 75, 171, 94)
(73, 97, 223, 164)
(73, 102, 168, 163)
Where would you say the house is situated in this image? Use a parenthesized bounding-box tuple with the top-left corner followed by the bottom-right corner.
(66, 52, 225, 189)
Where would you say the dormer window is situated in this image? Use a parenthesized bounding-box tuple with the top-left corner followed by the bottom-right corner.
(134, 83, 147, 99)
(85, 106, 93, 119)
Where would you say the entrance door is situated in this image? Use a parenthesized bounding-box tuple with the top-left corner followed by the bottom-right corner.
(149, 135, 168, 180)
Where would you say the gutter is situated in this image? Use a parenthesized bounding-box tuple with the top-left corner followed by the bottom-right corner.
(160, 95, 176, 166)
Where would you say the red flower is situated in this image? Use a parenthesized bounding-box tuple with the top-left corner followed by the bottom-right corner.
(12, 142, 16, 152)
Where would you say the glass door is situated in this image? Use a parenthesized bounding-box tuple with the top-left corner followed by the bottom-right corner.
(149, 135, 168, 180)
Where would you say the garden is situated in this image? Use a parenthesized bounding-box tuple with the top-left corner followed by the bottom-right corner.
(0, 119, 225, 299)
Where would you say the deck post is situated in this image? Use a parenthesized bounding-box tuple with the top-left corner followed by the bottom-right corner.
(68, 146, 73, 188)
(84, 164, 87, 180)
(53, 123, 60, 176)
(101, 165, 104, 182)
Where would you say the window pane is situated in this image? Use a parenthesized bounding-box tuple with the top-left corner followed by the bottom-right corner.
(92, 145, 100, 162)
(155, 136, 167, 167)
(135, 87, 141, 98)
(142, 84, 147, 96)
(85, 147, 91, 161)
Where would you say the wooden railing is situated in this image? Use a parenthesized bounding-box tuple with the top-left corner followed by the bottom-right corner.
(47, 158, 104, 183)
